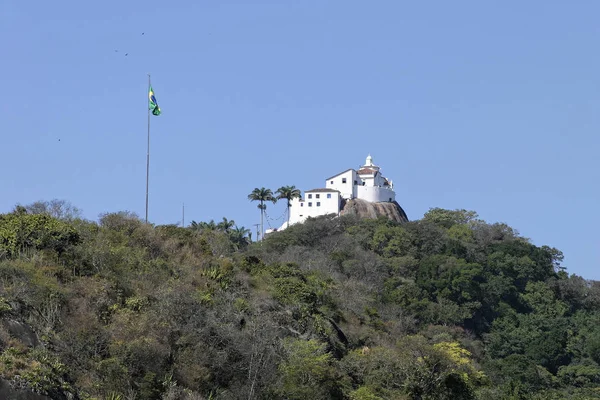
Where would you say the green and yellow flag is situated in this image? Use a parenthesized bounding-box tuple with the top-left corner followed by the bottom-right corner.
(148, 85, 161, 116)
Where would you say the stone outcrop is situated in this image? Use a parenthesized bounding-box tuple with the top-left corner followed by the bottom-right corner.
(0, 320, 72, 399)
(3, 319, 40, 348)
(340, 198, 409, 223)
(0, 379, 53, 400)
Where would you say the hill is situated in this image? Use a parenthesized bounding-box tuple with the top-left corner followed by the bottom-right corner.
(0, 204, 599, 399)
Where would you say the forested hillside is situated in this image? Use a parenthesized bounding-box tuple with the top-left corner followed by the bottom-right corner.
(0, 202, 599, 399)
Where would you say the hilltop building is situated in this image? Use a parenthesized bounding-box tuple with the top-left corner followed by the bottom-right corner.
(277, 155, 401, 231)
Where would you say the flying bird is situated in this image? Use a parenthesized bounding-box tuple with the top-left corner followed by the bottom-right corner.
(125, 53, 128, 56)
(141, 32, 145, 35)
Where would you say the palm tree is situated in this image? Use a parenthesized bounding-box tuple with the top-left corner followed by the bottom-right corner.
(189, 220, 202, 232)
(229, 225, 251, 249)
(217, 217, 235, 233)
(248, 187, 276, 241)
(276, 185, 302, 228)
(204, 220, 217, 231)
(189, 219, 217, 232)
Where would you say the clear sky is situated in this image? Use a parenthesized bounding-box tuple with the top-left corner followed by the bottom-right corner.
(2, 1, 599, 279)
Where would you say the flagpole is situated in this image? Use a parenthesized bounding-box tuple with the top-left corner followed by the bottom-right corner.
(145, 74, 151, 223)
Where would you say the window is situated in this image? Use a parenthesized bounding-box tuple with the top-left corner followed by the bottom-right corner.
(389, 198, 392, 202)
(330, 180, 333, 184)
(308, 202, 312, 207)
(300, 203, 304, 207)
(315, 194, 320, 199)
(327, 194, 331, 199)
(308, 194, 312, 199)
(316, 202, 321, 207)
(342, 178, 347, 183)
(354, 180, 357, 185)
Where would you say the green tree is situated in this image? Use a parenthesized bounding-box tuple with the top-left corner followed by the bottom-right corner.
(275, 338, 340, 399)
(248, 187, 276, 241)
(0, 202, 594, 399)
(423, 208, 479, 228)
(229, 225, 251, 249)
(416, 255, 484, 306)
(189, 220, 217, 232)
(276, 185, 301, 228)
(216, 217, 235, 233)
(0, 211, 80, 258)
(21, 199, 82, 221)
(557, 359, 600, 387)
(487, 354, 555, 394)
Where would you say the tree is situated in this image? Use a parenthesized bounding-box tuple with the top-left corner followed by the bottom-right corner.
(230, 225, 251, 249)
(22, 199, 82, 221)
(216, 217, 235, 233)
(0, 212, 81, 258)
(275, 338, 340, 399)
(189, 220, 217, 232)
(0, 203, 593, 399)
(248, 188, 276, 241)
(276, 186, 301, 228)
(423, 208, 478, 228)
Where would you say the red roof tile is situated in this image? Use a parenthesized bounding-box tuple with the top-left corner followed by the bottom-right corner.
(357, 168, 376, 175)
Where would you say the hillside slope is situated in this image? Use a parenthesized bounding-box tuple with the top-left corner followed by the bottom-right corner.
(0, 206, 598, 400)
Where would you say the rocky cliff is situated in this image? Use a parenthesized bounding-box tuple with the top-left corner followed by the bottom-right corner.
(0, 319, 71, 400)
(0, 379, 54, 400)
(340, 198, 409, 223)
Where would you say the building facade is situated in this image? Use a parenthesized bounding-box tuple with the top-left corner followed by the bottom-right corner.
(281, 155, 396, 229)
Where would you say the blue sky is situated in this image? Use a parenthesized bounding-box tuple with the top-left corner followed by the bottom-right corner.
(1, 1, 599, 279)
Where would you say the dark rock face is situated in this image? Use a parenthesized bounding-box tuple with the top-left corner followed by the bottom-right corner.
(4, 320, 40, 348)
(0, 379, 52, 400)
(0, 321, 72, 400)
(340, 199, 409, 223)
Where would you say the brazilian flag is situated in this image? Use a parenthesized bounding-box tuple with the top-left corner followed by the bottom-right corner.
(148, 86, 161, 116)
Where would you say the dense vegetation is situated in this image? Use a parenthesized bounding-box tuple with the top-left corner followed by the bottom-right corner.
(0, 200, 599, 399)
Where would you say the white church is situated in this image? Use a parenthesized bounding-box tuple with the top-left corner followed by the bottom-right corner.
(276, 155, 397, 231)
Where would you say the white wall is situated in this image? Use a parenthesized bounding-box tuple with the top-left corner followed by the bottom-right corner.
(286, 191, 341, 228)
(326, 170, 357, 199)
(356, 186, 396, 203)
(360, 175, 374, 187)
(288, 197, 305, 226)
(374, 172, 386, 186)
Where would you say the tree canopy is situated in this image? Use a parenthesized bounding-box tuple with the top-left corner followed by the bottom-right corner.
(0, 203, 597, 399)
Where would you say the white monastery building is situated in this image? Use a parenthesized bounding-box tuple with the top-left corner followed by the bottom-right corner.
(280, 155, 396, 230)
